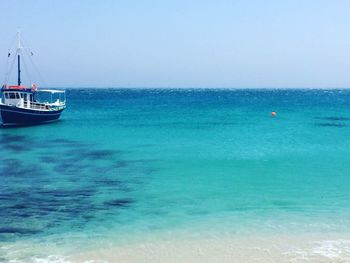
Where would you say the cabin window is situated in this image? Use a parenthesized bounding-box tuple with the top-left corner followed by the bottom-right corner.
(9, 93, 16, 99)
(15, 93, 20, 99)
(20, 93, 24, 98)
(5, 93, 9, 99)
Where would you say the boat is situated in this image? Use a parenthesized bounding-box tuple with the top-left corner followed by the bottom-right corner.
(0, 32, 66, 126)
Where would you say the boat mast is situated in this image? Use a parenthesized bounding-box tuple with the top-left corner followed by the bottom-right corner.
(17, 31, 21, 86)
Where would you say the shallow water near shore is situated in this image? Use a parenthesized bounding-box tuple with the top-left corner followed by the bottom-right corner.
(1, 88, 350, 262)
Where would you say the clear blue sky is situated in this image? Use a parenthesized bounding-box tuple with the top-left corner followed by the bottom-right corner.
(0, 0, 350, 88)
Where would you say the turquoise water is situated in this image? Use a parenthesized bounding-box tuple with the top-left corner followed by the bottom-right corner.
(1, 88, 350, 261)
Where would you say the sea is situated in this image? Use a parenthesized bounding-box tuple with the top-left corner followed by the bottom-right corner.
(1, 88, 350, 262)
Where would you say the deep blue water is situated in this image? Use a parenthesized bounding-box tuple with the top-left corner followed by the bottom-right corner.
(1, 88, 350, 261)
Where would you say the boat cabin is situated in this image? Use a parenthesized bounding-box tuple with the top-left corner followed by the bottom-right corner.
(1, 86, 66, 110)
(2, 89, 33, 108)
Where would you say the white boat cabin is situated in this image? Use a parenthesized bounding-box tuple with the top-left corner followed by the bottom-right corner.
(2, 90, 33, 108)
(1, 88, 66, 110)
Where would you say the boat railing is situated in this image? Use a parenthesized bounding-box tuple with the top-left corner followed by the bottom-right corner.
(28, 101, 65, 110)
(28, 101, 48, 110)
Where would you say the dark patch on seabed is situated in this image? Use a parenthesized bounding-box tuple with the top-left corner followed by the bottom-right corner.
(1, 158, 45, 177)
(0, 227, 42, 235)
(0, 134, 158, 241)
(0, 134, 32, 153)
(315, 122, 347, 127)
(315, 116, 350, 121)
(104, 198, 134, 208)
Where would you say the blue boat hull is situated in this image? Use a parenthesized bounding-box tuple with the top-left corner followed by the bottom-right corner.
(0, 104, 64, 126)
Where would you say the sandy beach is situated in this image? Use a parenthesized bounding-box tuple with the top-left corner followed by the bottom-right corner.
(71, 233, 350, 263)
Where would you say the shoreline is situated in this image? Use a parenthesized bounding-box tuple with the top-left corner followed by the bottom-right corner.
(3, 227, 350, 263)
(70, 233, 350, 263)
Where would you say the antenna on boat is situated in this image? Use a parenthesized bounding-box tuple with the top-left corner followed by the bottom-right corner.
(17, 30, 21, 86)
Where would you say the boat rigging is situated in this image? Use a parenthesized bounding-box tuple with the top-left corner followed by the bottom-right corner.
(0, 31, 66, 126)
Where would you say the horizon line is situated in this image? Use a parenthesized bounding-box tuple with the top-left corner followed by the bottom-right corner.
(41, 86, 350, 90)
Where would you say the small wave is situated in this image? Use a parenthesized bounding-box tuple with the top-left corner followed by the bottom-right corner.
(312, 240, 350, 259)
(283, 239, 350, 262)
(12, 255, 110, 263)
(32, 255, 72, 263)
